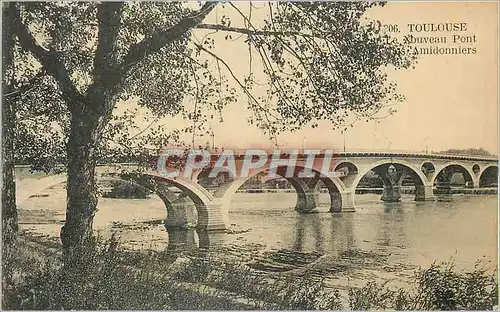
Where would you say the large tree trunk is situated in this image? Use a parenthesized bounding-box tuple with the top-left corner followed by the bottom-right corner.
(2, 3, 19, 246)
(2, 99, 18, 245)
(60, 108, 103, 263)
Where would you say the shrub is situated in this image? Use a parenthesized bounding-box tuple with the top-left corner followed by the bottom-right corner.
(103, 180, 150, 199)
(2, 235, 498, 311)
(347, 261, 498, 310)
(348, 281, 397, 310)
(408, 261, 498, 310)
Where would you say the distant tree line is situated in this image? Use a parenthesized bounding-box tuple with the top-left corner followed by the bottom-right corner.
(439, 148, 495, 156)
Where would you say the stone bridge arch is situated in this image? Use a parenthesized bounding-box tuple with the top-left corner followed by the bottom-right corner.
(420, 161, 436, 181)
(353, 159, 428, 188)
(150, 175, 218, 230)
(351, 159, 432, 202)
(120, 172, 222, 230)
(17, 170, 219, 230)
(478, 165, 498, 187)
(212, 164, 347, 218)
(100, 173, 203, 229)
(432, 162, 475, 190)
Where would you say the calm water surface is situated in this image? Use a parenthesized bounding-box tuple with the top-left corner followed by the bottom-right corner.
(19, 182, 498, 281)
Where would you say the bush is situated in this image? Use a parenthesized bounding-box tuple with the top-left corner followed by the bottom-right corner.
(2, 235, 498, 310)
(408, 261, 498, 310)
(102, 180, 150, 199)
(348, 281, 397, 310)
(3, 239, 171, 309)
(347, 261, 498, 310)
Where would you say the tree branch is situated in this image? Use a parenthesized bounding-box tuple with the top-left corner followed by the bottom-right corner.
(11, 4, 85, 110)
(190, 39, 282, 141)
(195, 23, 318, 38)
(128, 117, 160, 140)
(119, 2, 218, 77)
(188, 60, 200, 148)
(189, 40, 280, 121)
(3, 70, 46, 100)
(227, 3, 299, 113)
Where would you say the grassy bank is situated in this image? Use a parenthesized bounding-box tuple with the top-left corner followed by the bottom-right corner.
(2, 233, 498, 310)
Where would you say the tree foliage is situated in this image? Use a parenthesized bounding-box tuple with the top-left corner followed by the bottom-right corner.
(6, 1, 414, 254)
(197, 2, 412, 137)
(10, 2, 413, 160)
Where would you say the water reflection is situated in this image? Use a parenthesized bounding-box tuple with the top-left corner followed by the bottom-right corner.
(292, 215, 305, 251)
(291, 213, 326, 252)
(163, 210, 361, 261)
(378, 202, 407, 249)
(332, 213, 356, 252)
(164, 225, 211, 251)
(165, 228, 197, 251)
(313, 214, 325, 252)
(291, 212, 356, 257)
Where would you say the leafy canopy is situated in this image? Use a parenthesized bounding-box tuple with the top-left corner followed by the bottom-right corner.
(11, 1, 413, 164)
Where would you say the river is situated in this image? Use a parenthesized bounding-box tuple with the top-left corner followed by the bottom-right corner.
(18, 181, 497, 287)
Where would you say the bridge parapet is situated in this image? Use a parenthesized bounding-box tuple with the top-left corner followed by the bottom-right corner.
(182, 149, 498, 162)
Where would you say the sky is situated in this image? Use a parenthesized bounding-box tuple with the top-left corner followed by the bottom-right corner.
(144, 2, 499, 154)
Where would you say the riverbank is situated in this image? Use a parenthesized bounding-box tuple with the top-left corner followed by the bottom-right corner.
(2, 232, 498, 310)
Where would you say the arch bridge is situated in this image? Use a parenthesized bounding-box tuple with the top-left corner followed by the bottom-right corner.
(17, 150, 498, 231)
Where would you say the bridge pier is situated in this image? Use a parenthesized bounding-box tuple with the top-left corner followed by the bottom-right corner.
(469, 178, 479, 188)
(415, 184, 435, 201)
(295, 191, 319, 212)
(381, 185, 402, 202)
(330, 190, 355, 212)
(373, 165, 403, 203)
(196, 201, 228, 231)
(164, 196, 198, 229)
